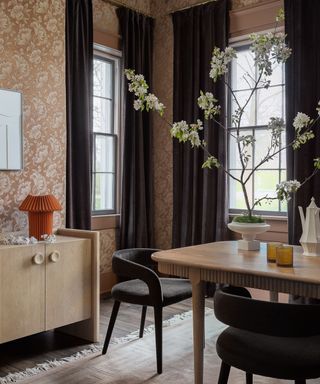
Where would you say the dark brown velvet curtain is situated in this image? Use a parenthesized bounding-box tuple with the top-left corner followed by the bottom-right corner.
(172, 0, 229, 248)
(117, 8, 154, 249)
(65, 0, 93, 230)
(285, 0, 320, 245)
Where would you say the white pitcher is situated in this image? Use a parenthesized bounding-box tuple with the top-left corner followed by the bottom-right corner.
(299, 197, 320, 256)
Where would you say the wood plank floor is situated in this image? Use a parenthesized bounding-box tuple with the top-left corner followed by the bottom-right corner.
(0, 296, 213, 378)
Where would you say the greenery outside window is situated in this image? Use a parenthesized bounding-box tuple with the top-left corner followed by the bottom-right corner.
(228, 44, 286, 216)
(92, 46, 121, 215)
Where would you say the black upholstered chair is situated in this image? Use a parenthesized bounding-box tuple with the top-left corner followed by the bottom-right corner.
(213, 287, 320, 384)
(102, 248, 192, 374)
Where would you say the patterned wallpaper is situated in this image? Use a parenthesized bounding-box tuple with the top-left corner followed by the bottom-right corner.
(93, 0, 150, 37)
(0, 0, 65, 233)
(151, 0, 270, 250)
(93, 0, 119, 36)
(99, 228, 117, 274)
(233, 0, 263, 8)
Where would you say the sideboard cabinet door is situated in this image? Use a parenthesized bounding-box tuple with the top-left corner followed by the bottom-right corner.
(0, 244, 45, 343)
(45, 239, 92, 330)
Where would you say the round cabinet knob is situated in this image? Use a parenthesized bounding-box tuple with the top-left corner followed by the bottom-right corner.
(32, 253, 44, 265)
(49, 250, 61, 263)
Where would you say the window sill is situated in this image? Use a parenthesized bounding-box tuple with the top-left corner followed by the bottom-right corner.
(91, 214, 120, 230)
(229, 213, 288, 222)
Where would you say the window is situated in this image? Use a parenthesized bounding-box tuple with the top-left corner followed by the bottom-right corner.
(92, 47, 121, 215)
(228, 44, 286, 215)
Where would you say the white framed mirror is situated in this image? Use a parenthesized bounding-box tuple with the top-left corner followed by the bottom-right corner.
(0, 89, 23, 170)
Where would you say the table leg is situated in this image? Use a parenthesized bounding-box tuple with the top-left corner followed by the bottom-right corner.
(191, 277, 205, 384)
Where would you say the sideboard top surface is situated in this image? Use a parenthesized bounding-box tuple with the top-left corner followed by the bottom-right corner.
(0, 235, 90, 250)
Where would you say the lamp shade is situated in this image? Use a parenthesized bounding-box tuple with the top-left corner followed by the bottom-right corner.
(19, 194, 62, 240)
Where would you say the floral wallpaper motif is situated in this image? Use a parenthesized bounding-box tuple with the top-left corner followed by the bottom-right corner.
(99, 228, 117, 274)
(0, 0, 65, 234)
(93, 0, 119, 36)
(93, 0, 151, 36)
(232, 0, 264, 9)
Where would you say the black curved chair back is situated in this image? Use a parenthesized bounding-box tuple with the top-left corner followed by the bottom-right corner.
(112, 248, 160, 275)
(112, 248, 163, 305)
(214, 288, 320, 337)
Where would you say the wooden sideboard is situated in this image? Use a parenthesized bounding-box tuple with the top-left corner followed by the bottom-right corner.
(0, 228, 100, 344)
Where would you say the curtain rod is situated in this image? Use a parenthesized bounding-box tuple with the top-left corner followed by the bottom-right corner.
(168, 0, 217, 15)
(101, 0, 152, 17)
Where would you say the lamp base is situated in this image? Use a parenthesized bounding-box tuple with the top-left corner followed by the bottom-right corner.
(28, 212, 54, 240)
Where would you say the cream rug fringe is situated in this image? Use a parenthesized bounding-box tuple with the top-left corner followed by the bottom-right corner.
(0, 308, 213, 384)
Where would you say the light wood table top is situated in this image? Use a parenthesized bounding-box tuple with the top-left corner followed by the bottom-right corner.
(153, 241, 320, 297)
(152, 241, 320, 384)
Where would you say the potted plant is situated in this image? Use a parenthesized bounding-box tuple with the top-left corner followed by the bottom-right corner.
(124, 10, 320, 250)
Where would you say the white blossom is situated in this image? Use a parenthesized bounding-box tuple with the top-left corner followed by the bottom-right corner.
(292, 112, 314, 149)
(145, 93, 165, 114)
(293, 130, 315, 149)
(249, 32, 291, 77)
(124, 69, 134, 80)
(276, 180, 301, 201)
(314, 158, 320, 169)
(197, 91, 220, 119)
(188, 130, 201, 147)
(133, 99, 143, 111)
(293, 112, 311, 131)
(202, 155, 220, 169)
(209, 46, 237, 82)
(170, 120, 189, 142)
(170, 119, 203, 147)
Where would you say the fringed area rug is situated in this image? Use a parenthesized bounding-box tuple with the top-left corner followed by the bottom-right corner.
(3, 309, 320, 384)
(0, 309, 211, 384)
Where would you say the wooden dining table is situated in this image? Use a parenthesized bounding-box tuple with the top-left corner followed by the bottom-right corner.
(152, 240, 320, 384)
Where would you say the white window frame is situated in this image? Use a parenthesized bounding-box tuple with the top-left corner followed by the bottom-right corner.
(227, 35, 287, 217)
(92, 44, 122, 216)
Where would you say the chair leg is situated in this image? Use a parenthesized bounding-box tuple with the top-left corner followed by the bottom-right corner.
(102, 300, 121, 355)
(246, 372, 253, 384)
(154, 306, 163, 374)
(217, 362, 231, 384)
(139, 306, 147, 338)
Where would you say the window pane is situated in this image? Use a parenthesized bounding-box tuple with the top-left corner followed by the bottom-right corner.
(93, 96, 112, 133)
(229, 129, 253, 169)
(257, 86, 283, 125)
(231, 49, 255, 91)
(254, 170, 279, 211)
(95, 135, 115, 173)
(94, 173, 115, 211)
(254, 129, 279, 169)
(93, 59, 113, 99)
(269, 63, 283, 86)
(229, 170, 252, 210)
(231, 90, 255, 127)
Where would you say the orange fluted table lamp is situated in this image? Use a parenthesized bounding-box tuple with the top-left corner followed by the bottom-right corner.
(19, 194, 62, 240)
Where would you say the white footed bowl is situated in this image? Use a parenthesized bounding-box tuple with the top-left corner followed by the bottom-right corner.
(228, 222, 271, 250)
